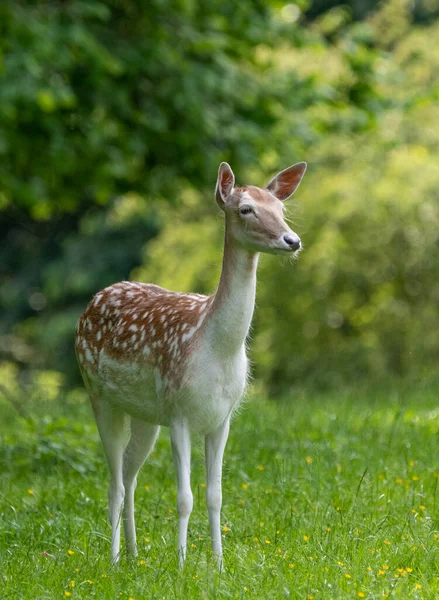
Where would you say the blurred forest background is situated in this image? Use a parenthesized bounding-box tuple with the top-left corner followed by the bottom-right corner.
(1, 0, 439, 400)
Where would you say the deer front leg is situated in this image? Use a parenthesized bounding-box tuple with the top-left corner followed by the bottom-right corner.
(205, 418, 230, 566)
(170, 420, 193, 567)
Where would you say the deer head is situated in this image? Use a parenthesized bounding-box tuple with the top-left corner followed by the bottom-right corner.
(215, 162, 306, 255)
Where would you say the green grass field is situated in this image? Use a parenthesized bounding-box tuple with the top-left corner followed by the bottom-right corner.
(1, 385, 439, 599)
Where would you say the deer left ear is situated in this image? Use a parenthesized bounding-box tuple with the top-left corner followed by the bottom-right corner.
(265, 162, 307, 201)
(215, 162, 235, 209)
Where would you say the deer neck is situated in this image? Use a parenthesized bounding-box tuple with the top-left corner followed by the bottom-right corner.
(205, 222, 259, 354)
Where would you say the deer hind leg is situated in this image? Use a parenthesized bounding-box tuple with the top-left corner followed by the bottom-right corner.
(170, 420, 192, 567)
(93, 400, 128, 564)
(205, 418, 230, 567)
(122, 418, 160, 557)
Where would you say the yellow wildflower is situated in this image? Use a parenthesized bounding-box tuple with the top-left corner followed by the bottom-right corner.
(67, 549, 75, 556)
(305, 456, 313, 464)
(303, 535, 309, 541)
(242, 483, 249, 489)
(257, 465, 264, 471)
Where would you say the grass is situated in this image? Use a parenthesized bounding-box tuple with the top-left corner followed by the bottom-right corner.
(1, 384, 439, 599)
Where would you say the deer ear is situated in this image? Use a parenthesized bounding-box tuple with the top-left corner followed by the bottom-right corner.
(265, 162, 307, 201)
(215, 162, 235, 208)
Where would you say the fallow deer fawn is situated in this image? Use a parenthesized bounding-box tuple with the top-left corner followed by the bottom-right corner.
(75, 161, 307, 566)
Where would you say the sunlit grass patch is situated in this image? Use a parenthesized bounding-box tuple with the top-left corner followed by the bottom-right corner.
(1, 386, 439, 598)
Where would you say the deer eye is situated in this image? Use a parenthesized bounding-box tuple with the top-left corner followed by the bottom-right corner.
(239, 206, 254, 216)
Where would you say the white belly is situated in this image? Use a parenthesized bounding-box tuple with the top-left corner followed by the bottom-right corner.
(91, 345, 248, 433)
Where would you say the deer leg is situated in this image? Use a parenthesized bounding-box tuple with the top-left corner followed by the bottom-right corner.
(170, 420, 192, 567)
(122, 419, 160, 557)
(205, 418, 230, 566)
(94, 402, 127, 564)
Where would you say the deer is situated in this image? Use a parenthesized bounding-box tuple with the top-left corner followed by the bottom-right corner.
(74, 161, 307, 567)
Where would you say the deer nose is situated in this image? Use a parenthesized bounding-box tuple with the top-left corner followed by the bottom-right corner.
(283, 234, 301, 250)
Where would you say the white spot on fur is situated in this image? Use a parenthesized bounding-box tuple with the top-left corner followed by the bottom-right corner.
(182, 327, 197, 343)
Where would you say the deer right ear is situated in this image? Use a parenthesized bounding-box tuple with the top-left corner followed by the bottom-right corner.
(215, 162, 235, 209)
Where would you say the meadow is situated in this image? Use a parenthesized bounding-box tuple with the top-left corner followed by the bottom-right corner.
(1, 384, 439, 599)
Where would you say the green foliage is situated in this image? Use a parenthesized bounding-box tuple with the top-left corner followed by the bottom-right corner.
(2, 0, 439, 390)
(139, 1, 439, 390)
(1, 0, 306, 384)
(2, 387, 439, 597)
(0, 0, 292, 215)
